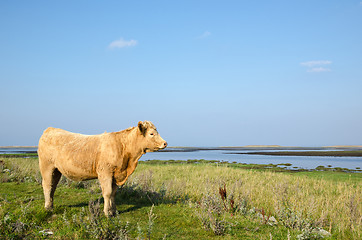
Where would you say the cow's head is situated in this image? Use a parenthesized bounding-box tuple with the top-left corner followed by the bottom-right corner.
(138, 121, 167, 153)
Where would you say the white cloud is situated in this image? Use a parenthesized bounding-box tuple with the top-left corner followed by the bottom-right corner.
(300, 60, 332, 73)
(197, 31, 211, 39)
(108, 38, 137, 49)
(300, 60, 332, 67)
(307, 67, 331, 73)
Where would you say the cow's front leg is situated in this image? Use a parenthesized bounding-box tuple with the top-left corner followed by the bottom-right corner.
(99, 176, 115, 216)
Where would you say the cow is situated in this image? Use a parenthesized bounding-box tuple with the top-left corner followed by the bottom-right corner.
(38, 121, 167, 216)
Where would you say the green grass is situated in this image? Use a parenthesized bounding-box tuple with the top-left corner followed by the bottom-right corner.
(0, 182, 299, 239)
(289, 171, 362, 183)
(0, 153, 38, 158)
(1, 157, 361, 239)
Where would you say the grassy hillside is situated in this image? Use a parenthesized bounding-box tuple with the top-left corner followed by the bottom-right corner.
(0, 157, 361, 239)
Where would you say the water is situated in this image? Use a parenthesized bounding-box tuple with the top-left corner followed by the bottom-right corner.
(0, 147, 38, 154)
(2, 147, 361, 170)
(140, 148, 362, 170)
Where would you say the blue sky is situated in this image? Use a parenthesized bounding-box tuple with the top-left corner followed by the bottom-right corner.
(1, 0, 362, 147)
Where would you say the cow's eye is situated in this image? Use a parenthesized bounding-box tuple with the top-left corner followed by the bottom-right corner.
(150, 133, 154, 136)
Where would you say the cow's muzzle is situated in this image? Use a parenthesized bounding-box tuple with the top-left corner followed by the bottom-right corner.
(161, 141, 168, 149)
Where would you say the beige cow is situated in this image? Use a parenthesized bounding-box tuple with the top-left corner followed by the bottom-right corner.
(38, 121, 167, 216)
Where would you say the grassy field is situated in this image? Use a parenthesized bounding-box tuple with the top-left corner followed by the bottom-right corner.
(0, 156, 361, 239)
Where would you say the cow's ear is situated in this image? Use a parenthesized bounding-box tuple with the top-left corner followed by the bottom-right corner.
(138, 121, 146, 135)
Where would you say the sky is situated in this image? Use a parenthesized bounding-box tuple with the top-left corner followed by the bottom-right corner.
(1, 0, 362, 147)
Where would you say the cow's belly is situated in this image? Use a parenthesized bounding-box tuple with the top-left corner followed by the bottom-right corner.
(56, 163, 98, 181)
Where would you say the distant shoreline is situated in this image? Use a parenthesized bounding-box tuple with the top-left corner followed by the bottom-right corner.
(0, 146, 38, 148)
(230, 150, 362, 157)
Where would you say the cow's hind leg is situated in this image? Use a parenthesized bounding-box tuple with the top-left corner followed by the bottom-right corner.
(110, 182, 118, 214)
(41, 167, 62, 210)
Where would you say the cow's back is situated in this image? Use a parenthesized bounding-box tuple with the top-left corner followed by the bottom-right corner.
(38, 127, 103, 181)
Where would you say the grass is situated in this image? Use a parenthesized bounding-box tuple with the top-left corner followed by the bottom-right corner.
(0, 153, 38, 158)
(289, 171, 362, 183)
(0, 157, 361, 239)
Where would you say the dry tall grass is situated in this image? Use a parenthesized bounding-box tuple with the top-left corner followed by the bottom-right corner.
(129, 164, 361, 239)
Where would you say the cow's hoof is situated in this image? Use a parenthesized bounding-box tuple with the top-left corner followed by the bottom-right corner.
(104, 210, 116, 217)
(45, 205, 54, 211)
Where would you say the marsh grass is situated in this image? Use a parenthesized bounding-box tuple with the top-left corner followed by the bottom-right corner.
(0, 157, 42, 183)
(130, 163, 361, 239)
(0, 157, 361, 239)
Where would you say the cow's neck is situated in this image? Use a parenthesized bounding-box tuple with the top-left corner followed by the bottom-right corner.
(118, 127, 145, 161)
(112, 127, 144, 185)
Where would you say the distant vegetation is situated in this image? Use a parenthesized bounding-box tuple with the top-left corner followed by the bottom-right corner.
(1, 156, 361, 239)
(0, 153, 38, 158)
